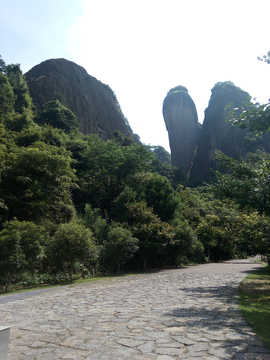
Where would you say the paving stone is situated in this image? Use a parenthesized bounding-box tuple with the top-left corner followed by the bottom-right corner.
(137, 341, 155, 353)
(187, 342, 209, 353)
(179, 352, 209, 358)
(155, 346, 185, 356)
(110, 346, 139, 356)
(144, 331, 169, 339)
(172, 335, 195, 345)
(233, 354, 270, 360)
(157, 341, 183, 348)
(186, 333, 210, 342)
(116, 338, 144, 347)
(0, 258, 268, 360)
(133, 356, 157, 360)
(208, 347, 232, 358)
(87, 354, 114, 360)
(246, 346, 270, 354)
(155, 337, 172, 344)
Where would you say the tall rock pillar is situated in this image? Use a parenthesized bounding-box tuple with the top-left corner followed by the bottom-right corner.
(190, 82, 251, 181)
(163, 86, 199, 176)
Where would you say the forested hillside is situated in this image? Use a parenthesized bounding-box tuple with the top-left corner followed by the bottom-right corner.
(0, 56, 269, 292)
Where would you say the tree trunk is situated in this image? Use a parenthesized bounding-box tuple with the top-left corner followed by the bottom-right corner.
(143, 258, 147, 271)
(69, 270, 72, 283)
(5, 279, 10, 293)
(174, 254, 178, 268)
(208, 244, 210, 262)
(118, 263, 121, 275)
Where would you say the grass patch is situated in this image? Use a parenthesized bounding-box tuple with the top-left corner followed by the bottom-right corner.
(239, 265, 270, 348)
(0, 283, 63, 296)
(0, 271, 142, 296)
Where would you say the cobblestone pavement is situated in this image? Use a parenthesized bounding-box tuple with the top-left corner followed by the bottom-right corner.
(0, 259, 269, 359)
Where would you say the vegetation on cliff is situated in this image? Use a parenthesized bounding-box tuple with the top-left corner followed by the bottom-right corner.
(167, 85, 188, 96)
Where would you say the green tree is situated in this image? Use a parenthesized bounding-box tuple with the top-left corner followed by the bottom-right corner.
(176, 186, 203, 229)
(6, 63, 32, 114)
(0, 220, 47, 292)
(0, 55, 6, 74)
(81, 135, 153, 218)
(0, 61, 34, 132)
(113, 130, 134, 146)
(212, 51, 270, 258)
(115, 172, 180, 223)
(13, 123, 44, 147)
(168, 219, 203, 266)
(0, 143, 77, 224)
(235, 212, 270, 257)
(213, 150, 270, 215)
(184, 187, 242, 261)
(49, 222, 98, 283)
(222, 51, 270, 249)
(83, 204, 109, 245)
(0, 73, 15, 121)
(228, 99, 270, 133)
(127, 202, 174, 270)
(105, 223, 138, 274)
(35, 100, 79, 133)
(135, 173, 180, 222)
(227, 51, 270, 133)
(150, 157, 185, 189)
(196, 214, 221, 262)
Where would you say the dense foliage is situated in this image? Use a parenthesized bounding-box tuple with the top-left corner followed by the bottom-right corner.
(0, 55, 269, 292)
(211, 51, 270, 258)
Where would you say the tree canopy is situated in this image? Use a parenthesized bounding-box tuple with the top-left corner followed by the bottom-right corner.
(35, 100, 80, 133)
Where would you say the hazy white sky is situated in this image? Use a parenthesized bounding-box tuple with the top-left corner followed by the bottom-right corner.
(1, 0, 270, 152)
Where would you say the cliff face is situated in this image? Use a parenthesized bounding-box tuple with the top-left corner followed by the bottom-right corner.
(163, 88, 199, 176)
(190, 82, 251, 181)
(25, 58, 137, 142)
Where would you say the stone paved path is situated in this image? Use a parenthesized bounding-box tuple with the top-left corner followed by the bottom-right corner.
(0, 259, 270, 359)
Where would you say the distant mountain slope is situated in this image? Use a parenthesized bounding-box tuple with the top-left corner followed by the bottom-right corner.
(25, 58, 139, 142)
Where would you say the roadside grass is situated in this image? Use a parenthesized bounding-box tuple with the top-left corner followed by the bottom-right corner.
(0, 271, 142, 296)
(0, 265, 191, 296)
(239, 265, 270, 348)
(0, 283, 64, 295)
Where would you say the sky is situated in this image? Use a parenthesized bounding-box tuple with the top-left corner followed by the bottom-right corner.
(1, 0, 270, 152)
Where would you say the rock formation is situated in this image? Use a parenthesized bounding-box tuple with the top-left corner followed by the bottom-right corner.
(163, 86, 199, 176)
(25, 58, 138, 142)
(190, 82, 255, 181)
